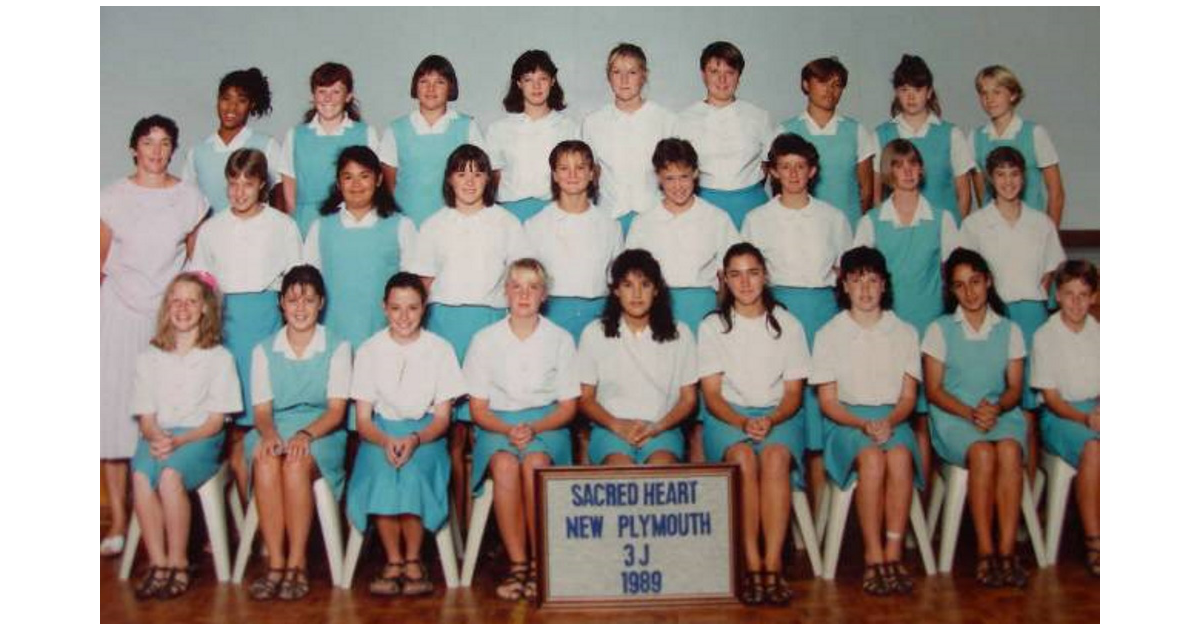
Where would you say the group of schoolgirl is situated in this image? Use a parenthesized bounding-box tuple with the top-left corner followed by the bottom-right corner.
(100, 38, 1098, 606)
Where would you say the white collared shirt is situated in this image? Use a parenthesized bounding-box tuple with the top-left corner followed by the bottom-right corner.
(853, 195, 959, 262)
(249, 326, 352, 406)
(625, 196, 739, 289)
(485, 110, 580, 202)
(182, 127, 284, 189)
(577, 319, 698, 422)
(407, 205, 533, 308)
(464, 316, 581, 411)
(279, 114, 380, 178)
(741, 195, 852, 288)
(187, 206, 303, 293)
(674, 99, 774, 190)
(957, 202, 1065, 301)
(1031, 313, 1099, 401)
(774, 112, 877, 162)
(967, 114, 1059, 167)
(811, 311, 921, 405)
(871, 114, 973, 175)
(378, 109, 486, 171)
(921, 307, 1026, 362)
(524, 202, 624, 298)
(697, 309, 812, 408)
(130, 345, 242, 429)
(350, 329, 466, 421)
(580, 101, 677, 217)
(301, 204, 418, 272)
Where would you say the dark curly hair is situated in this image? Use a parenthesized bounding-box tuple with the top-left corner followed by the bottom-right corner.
(942, 248, 1008, 316)
(716, 242, 783, 338)
(600, 249, 678, 342)
(503, 50, 566, 113)
(219, 67, 273, 118)
(318, 146, 399, 218)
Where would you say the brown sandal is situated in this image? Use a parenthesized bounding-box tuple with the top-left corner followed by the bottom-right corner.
(1084, 535, 1100, 577)
(278, 567, 310, 601)
(402, 561, 434, 597)
(998, 555, 1028, 588)
(885, 561, 914, 595)
(496, 562, 529, 602)
(135, 566, 170, 600)
(763, 571, 794, 605)
(157, 566, 192, 600)
(369, 562, 406, 597)
(975, 555, 1002, 588)
(741, 571, 765, 605)
(248, 568, 285, 601)
(863, 564, 891, 596)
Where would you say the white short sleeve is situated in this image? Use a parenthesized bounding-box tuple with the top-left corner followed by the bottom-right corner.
(379, 125, 399, 167)
(852, 214, 875, 249)
(302, 222, 322, 270)
(462, 335, 492, 400)
(130, 352, 156, 417)
(921, 322, 947, 363)
(782, 319, 813, 382)
(1008, 324, 1027, 360)
(207, 350, 244, 414)
(433, 341, 468, 405)
(398, 216, 419, 272)
(250, 346, 272, 406)
(576, 326, 601, 386)
(696, 318, 724, 378)
(279, 128, 297, 178)
(1029, 327, 1055, 391)
(809, 327, 838, 386)
(949, 127, 974, 176)
(327, 341, 353, 399)
(1032, 125, 1060, 167)
(856, 123, 878, 163)
(901, 327, 922, 382)
(940, 211, 960, 261)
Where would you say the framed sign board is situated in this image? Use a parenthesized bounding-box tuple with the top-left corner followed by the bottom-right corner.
(534, 465, 741, 608)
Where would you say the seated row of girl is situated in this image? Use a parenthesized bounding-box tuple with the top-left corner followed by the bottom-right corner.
(184, 43, 1064, 253)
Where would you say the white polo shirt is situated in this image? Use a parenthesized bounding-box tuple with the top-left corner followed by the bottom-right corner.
(811, 311, 921, 405)
(407, 205, 533, 308)
(188, 206, 303, 293)
(957, 202, 1065, 302)
(279, 114, 381, 178)
(625, 196, 739, 289)
(674, 99, 774, 190)
(130, 345, 243, 429)
(580, 100, 677, 217)
(871, 114, 973, 175)
(1031, 313, 1099, 401)
(697, 309, 812, 408)
(378, 109, 486, 171)
(741, 195, 852, 288)
(350, 329, 466, 421)
(250, 326, 352, 406)
(921, 307, 1026, 363)
(967, 114, 1059, 167)
(852, 195, 959, 262)
(301, 204, 418, 273)
(577, 319, 698, 422)
(463, 316, 581, 411)
(485, 110, 580, 202)
(523, 202, 624, 298)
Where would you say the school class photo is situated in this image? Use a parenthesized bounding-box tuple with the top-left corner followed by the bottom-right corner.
(99, 6, 1100, 623)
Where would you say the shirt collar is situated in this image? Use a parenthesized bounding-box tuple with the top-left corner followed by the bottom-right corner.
(978, 201, 1029, 228)
(1054, 311, 1099, 337)
(879, 196, 934, 224)
(338, 203, 379, 227)
(409, 108, 459, 133)
(306, 113, 355, 135)
(892, 113, 942, 136)
(986, 114, 1025, 140)
(206, 126, 253, 150)
(272, 326, 328, 360)
(800, 110, 844, 133)
(953, 305, 1002, 336)
(516, 110, 560, 125)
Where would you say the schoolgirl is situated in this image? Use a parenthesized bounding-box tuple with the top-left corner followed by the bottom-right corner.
(577, 249, 697, 465)
(580, 42, 677, 235)
(625, 137, 739, 333)
(188, 148, 302, 499)
(243, 265, 351, 601)
(873, 55, 973, 221)
(101, 115, 208, 557)
(280, 62, 380, 236)
(970, 65, 1066, 225)
(463, 259, 580, 601)
(486, 49, 579, 223)
(741, 132, 852, 506)
(523, 140, 624, 341)
(812, 247, 922, 596)
(302, 146, 417, 351)
(922, 248, 1030, 588)
(346, 272, 466, 597)
(129, 272, 242, 599)
(380, 54, 486, 228)
(777, 57, 877, 229)
(697, 242, 810, 605)
(181, 68, 281, 215)
(1031, 260, 1100, 577)
(672, 41, 773, 230)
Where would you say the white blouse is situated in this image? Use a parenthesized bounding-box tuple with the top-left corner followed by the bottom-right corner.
(811, 311, 921, 406)
(524, 202, 624, 298)
(407, 205, 533, 308)
(697, 309, 812, 408)
(577, 319, 698, 422)
(1031, 313, 1100, 401)
(350, 329, 467, 421)
(464, 316, 580, 411)
(130, 345, 242, 429)
(188, 206, 302, 293)
(741, 195, 853, 288)
(625, 196, 739, 289)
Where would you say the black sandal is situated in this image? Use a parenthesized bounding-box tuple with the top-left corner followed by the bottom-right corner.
(1084, 535, 1100, 578)
(402, 561, 434, 597)
(524, 560, 539, 601)
(740, 571, 765, 605)
(497, 562, 529, 602)
(248, 568, 285, 601)
(763, 571, 794, 606)
(369, 562, 406, 597)
(135, 566, 170, 600)
(998, 554, 1028, 588)
(975, 555, 1003, 588)
(862, 564, 891, 596)
(885, 561, 914, 595)
(278, 567, 310, 601)
(157, 566, 192, 600)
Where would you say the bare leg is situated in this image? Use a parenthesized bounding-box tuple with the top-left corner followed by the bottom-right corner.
(103, 460, 130, 538)
(253, 450, 287, 570)
(855, 447, 886, 566)
(725, 444, 762, 572)
(158, 469, 192, 570)
(489, 453, 526, 564)
(806, 452, 826, 515)
(602, 453, 635, 466)
(229, 428, 250, 504)
(400, 515, 427, 581)
(994, 440, 1024, 557)
(759, 445, 792, 573)
(966, 442, 998, 557)
(376, 515, 404, 565)
(282, 455, 315, 570)
(913, 414, 933, 503)
(520, 453, 552, 562)
(883, 447, 914, 563)
(450, 423, 469, 536)
(688, 424, 705, 463)
(1076, 440, 1100, 540)
(132, 472, 169, 568)
(1024, 410, 1040, 482)
(645, 451, 679, 465)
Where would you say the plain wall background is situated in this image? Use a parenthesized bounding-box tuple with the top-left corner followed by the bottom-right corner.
(100, 6, 1099, 229)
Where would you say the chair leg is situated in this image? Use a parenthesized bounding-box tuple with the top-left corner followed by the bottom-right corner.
(908, 493, 937, 576)
(435, 524, 461, 588)
(232, 496, 260, 584)
(448, 501, 465, 560)
(790, 489, 824, 578)
(1032, 469, 1046, 508)
(1020, 474, 1048, 567)
(119, 516, 142, 581)
(228, 484, 246, 538)
(313, 479, 344, 588)
(926, 472, 946, 536)
(820, 481, 855, 580)
(460, 480, 494, 587)
(814, 483, 832, 546)
(198, 468, 232, 583)
(1042, 453, 1077, 564)
(341, 524, 365, 590)
(936, 465, 968, 574)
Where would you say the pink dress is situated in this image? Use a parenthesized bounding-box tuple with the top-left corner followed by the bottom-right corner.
(100, 177, 206, 458)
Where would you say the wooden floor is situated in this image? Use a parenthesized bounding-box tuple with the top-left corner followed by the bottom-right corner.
(100, 505, 1099, 623)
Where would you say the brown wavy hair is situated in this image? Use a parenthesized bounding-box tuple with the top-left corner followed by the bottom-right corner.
(150, 272, 223, 351)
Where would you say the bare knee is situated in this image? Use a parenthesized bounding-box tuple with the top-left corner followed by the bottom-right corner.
(857, 447, 885, 483)
(996, 439, 1023, 471)
(725, 444, 758, 476)
(522, 453, 551, 474)
(967, 442, 996, 471)
(490, 452, 521, 488)
(645, 451, 679, 466)
(1079, 440, 1100, 470)
(603, 453, 635, 466)
(885, 446, 913, 478)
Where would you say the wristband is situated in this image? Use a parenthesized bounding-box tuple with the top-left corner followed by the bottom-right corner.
(297, 429, 314, 441)
(415, 432, 422, 446)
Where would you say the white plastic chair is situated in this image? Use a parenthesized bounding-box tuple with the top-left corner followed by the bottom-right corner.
(1040, 452, 1078, 564)
(789, 490, 824, 577)
(459, 479, 494, 587)
(340, 517, 461, 589)
(120, 463, 232, 583)
(813, 478, 937, 580)
(231, 477, 345, 585)
(926, 462, 1047, 573)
